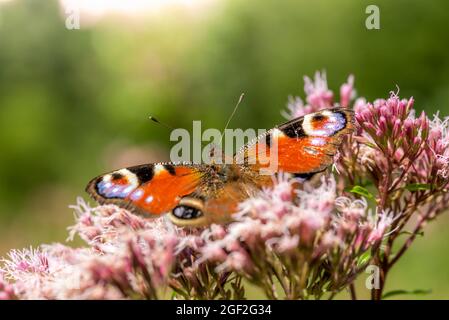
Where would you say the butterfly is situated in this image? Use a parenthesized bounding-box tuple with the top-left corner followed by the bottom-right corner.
(86, 108, 354, 227)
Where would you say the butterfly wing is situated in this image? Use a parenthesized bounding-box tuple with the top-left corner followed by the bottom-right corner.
(86, 163, 205, 217)
(169, 179, 259, 226)
(86, 162, 255, 226)
(235, 108, 355, 175)
(86, 108, 354, 227)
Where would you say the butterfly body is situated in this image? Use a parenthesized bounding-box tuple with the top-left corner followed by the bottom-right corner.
(86, 108, 354, 227)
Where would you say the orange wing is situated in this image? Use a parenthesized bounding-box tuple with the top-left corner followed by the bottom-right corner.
(86, 163, 204, 217)
(236, 108, 354, 175)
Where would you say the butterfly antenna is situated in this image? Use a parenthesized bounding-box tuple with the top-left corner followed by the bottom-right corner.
(149, 115, 206, 160)
(148, 116, 175, 131)
(220, 93, 245, 144)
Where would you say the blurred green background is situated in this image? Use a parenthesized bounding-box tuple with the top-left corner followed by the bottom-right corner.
(0, 0, 448, 299)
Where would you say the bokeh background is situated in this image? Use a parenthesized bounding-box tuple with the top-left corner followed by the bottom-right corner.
(0, 0, 448, 299)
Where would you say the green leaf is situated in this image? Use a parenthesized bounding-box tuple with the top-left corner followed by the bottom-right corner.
(382, 289, 432, 299)
(349, 185, 375, 201)
(357, 251, 372, 267)
(405, 183, 431, 192)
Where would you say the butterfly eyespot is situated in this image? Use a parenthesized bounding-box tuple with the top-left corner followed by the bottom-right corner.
(168, 197, 208, 227)
(172, 205, 203, 220)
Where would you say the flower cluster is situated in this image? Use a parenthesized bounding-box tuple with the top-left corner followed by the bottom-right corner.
(283, 71, 354, 119)
(0, 201, 184, 299)
(198, 175, 391, 299)
(0, 200, 243, 300)
(284, 72, 449, 299)
(1, 71, 448, 300)
(0, 177, 392, 300)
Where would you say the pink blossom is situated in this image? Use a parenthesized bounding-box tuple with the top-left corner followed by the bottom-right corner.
(218, 250, 253, 273)
(0, 275, 16, 300)
(273, 235, 300, 253)
(340, 75, 355, 108)
(304, 71, 334, 108)
(283, 96, 311, 119)
(366, 211, 396, 245)
(283, 71, 351, 119)
(1, 247, 50, 277)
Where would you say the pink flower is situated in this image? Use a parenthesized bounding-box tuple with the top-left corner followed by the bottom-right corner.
(275, 235, 300, 253)
(304, 71, 334, 108)
(1, 247, 50, 277)
(427, 114, 449, 180)
(340, 75, 355, 108)
(218, 251, 253, 273)
(335, 197, 368, 221)
(199, 242, 227, 263)
(0, 275, 16, 300)
(320, 232, 343, 250)
(354, 93, 428, 156)
(366, 211, 396, 245)
(283, 71, 353, 119)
